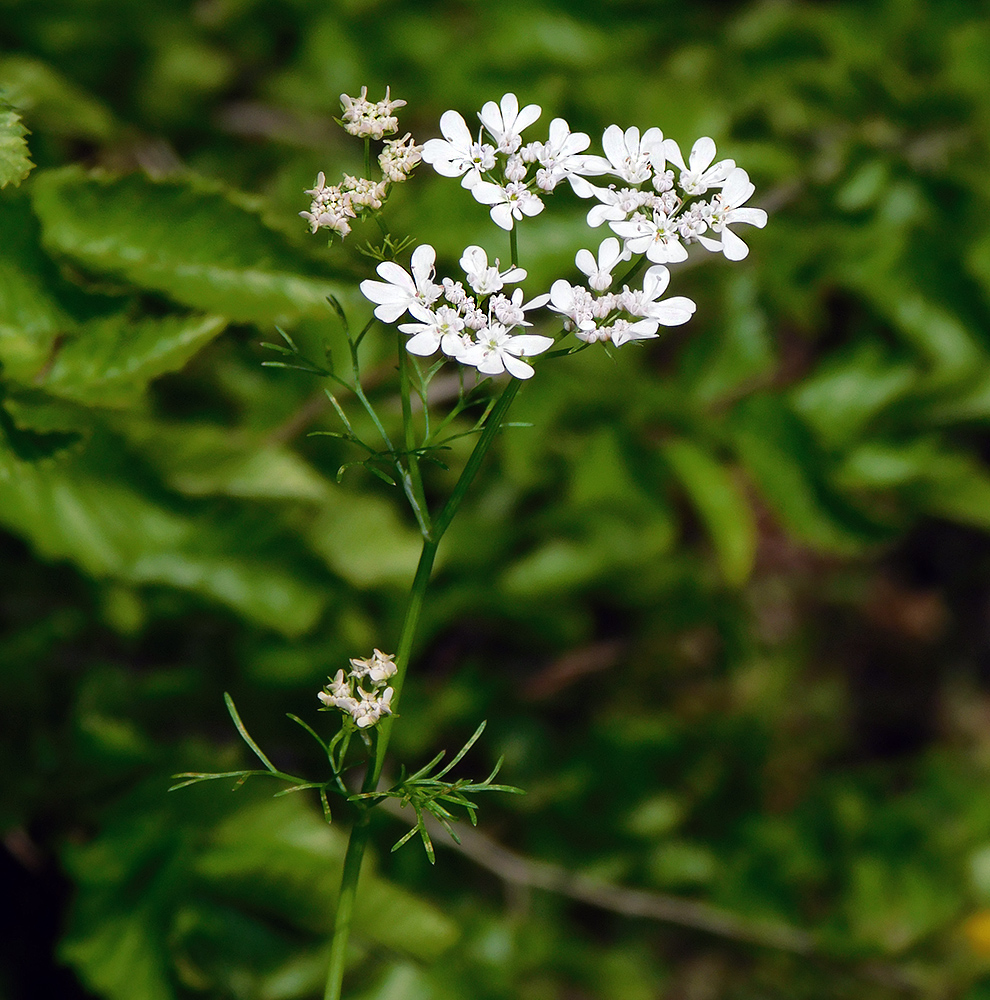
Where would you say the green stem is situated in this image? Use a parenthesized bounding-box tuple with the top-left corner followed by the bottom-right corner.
(323, 807, 370, 1000)
(398, 329, 431, 538)
(372, 375, 521, 784)
(323, 378, 523, 999)
(509, 225, 519, 268)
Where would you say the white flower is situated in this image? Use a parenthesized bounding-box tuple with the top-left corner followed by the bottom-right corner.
(349, 648, 397, 684)
(300, 172, 356, 237)
(342, 175, 387, 211)
(582, 125, 664, 185)
(489, 287, 550, 328)
(662, 137, 735, 196)
(422, 110, 496, 188)
(318, 668, 352, 707)
(575, 237, 631, 292)
(459, 245, 526, 295)
(530, 117, 595, 192)
(478, 93, 541, 154)
(696, 167, 768, 260)
(548, 280, 599, 332)
(379, 133, 423, 182)
(610, 210, 689, 264)
(618, 265, 697, 326)
(352, 686, 394, 728)
(360, 244, 443, 323)
(399, 305, 467, 357)
(458, 325, 554, 379)
(582, 184, 655, 227)
(339, 86, 406, 139)
(594, 317, 660, 348)
(471, 180, 544, 230)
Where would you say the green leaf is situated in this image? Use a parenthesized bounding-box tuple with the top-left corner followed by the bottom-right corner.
(196, 797, 459, 960)
(31, 167, 347, 324)
(0, 55, 118, 141)
(41, 313, 227, 407)
(682, 272, 775, 408)
(0, 395, 81, 460)
(660, 437, 757, 586)
(307, 491, 423, 587)
(0, 439, 325, 634)
(789, 339, 917, 449)
(123, 421, 330, 502)
(0, 97, 32, 189)
(731, 394, 881, 554)
(0, 196, 71, 382)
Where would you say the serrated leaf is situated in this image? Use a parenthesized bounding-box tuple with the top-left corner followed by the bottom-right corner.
(31, 167, 347, 324)
(0, 99, 33, 188)
(0, 439, 324, 634)
(0, 397, 81, 459)
(42, 313, 227, 407)
(661, 437, 756, 586)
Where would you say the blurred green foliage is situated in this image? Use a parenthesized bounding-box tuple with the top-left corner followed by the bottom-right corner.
(4, 0, 990, 998)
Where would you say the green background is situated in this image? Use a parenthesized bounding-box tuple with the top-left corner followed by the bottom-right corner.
(3, 1, 990, 997)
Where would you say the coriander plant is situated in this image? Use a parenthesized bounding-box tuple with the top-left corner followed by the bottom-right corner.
(174, 86, 766, 1000)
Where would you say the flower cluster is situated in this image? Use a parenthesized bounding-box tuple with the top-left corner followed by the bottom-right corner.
(361, 244, 554, 379)
(318, 648, 397, 729)
(582, 132, 767, 262)
(338, 85, 407, 139)
(548, 237, 696, 346)
(301, 88, 422, 239)
(420, 93, 766, 259)
(422, 93, 597, 231)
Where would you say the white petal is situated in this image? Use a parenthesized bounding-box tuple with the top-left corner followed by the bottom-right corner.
(490, 203, 515, 230)
(651, 296, 696, 326)
(726, 207, 767, 229)
(375, 261, 414, 289)
(502, 353, 536, 379)
(405, 331, 441, 355)
(575, 248, 597, 278)
(460, 245, 488, 275)
(410, 244, 437, 283)
(721, 167, 754, 207)
(476, 352, 507, 375)
(439, 109, 472, 147)
(505, 334, 554, 357)
(641, 265, 671, 298)
(470, 181, 507, 206)
(689, 137, 717, 173)
(721, 227, 750, 260)
(661, 138, 686, 172)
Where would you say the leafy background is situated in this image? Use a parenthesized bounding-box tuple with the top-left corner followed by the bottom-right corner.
(3, 0, 990, 997)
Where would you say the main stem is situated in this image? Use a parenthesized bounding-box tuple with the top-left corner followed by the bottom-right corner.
(323, 376, 522, 1000)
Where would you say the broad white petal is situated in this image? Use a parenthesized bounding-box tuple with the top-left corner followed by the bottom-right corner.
(470, 181, 507, 206)
(490, 204, 515, 230)
(405, 331, 441, 355)
(575, 248, 597, 277)
(651, 296, 696, 325)
(505, 334, 554, 357)
(727, 207, 768, 229)
(502, 353, 536, 379)
(661, 138, 686, 172)
(689, 137, 717, 173)
(721, 227, 750, 260)
(439, 109, 472, 147)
